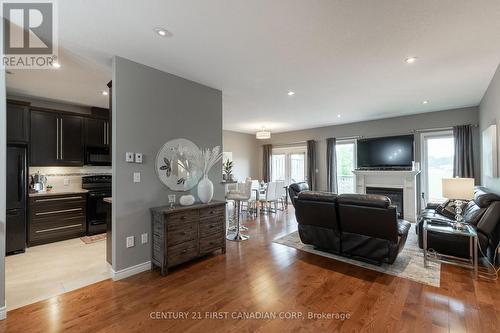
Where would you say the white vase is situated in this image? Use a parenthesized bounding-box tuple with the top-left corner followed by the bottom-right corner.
(197, 175, 214, 203)
(179, 194, 195, 206)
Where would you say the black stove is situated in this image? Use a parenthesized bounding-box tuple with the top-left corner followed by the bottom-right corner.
(82, 175, 111, 235)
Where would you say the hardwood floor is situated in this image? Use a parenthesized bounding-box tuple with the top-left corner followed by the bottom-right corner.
(2, 207, 499, 332)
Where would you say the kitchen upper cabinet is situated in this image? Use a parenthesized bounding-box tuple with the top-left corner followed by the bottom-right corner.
(7, 101, 30, 144)
(30, 111, 59, 166)
(30, 110, 84, 166)
(60, 115, 84, 165)
(84, 118, 108, 147)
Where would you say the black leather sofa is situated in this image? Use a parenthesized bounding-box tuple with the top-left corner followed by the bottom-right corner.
(416, 186, 500, 262)
(288, 182, 309, 206)
(295, 191, 411, 264)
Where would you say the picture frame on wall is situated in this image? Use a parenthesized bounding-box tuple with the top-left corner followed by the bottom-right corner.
(482, 124, 498, 178)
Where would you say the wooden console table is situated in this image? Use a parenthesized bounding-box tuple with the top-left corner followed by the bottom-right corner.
(150, 201, 226, 275)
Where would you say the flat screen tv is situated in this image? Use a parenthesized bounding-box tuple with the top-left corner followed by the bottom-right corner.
(357, 134, 415, 169)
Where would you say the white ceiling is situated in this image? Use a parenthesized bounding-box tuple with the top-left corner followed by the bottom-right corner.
(6, 0, 500, 133)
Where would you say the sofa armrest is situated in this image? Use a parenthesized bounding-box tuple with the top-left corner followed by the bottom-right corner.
(397, 219, 411, 236)
(426, 202, 441, 209)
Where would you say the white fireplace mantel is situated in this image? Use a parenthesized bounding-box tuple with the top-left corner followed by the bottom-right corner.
(352, 169, 421, 222)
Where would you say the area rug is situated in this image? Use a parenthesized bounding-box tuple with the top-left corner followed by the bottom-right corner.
(80, 233, 106, 244)
(273, 225, 440, 287)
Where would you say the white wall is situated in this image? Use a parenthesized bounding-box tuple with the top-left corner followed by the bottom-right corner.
(223, 130, 259, 181)
(479, 63, 500, 193)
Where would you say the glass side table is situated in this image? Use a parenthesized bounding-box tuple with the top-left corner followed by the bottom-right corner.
(423, 219, 478, 279)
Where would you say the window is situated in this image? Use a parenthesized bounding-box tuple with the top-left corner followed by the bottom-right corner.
(335, 140, 356, 193)
(271, 146, 307, 185)
(421, 131, 454, 204)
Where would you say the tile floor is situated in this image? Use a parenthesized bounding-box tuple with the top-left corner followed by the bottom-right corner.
(5, 237, 110, 310)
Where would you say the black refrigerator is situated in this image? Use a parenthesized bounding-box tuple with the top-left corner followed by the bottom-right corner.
(6, 145, 27, 254)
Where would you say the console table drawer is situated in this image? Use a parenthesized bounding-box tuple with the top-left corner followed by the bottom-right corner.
(167, 223, 197, 247)
(199, 218, 224, 235)
(200, 233, 225, 255)
(168, 210, 199, 226)
(200, 206, 224, 219)
(167, 240, 198, 267)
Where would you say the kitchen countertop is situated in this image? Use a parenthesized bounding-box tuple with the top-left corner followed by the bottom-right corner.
(103, 197, 112, 203)
(28, 189, 89, 197)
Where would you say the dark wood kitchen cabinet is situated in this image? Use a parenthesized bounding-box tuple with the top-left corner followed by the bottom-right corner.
(30, 110, 84, 166)
(7, 100, 30, 144)
(84, 118, 109, 147)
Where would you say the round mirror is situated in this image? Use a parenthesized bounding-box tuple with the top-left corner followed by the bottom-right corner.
(155, 138, 202, 191)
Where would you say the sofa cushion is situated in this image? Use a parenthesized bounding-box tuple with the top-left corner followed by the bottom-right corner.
(463, 202, 486, 226)
(474, 187, 500, 208)
(298, 191, 337, 203)
(337, 194, 391, 209)
(418, 209, 454, 224)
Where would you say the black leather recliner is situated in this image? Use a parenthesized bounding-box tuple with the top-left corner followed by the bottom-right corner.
(417, 186, 500, 262)
(295, 191, 411, 264)
(288, 182, 309, 207)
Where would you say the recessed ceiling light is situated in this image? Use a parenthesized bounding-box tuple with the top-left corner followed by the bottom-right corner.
(337, 114, 341, 118)
(422, 100, 429, 104)
(102, 90, 109, 96)
(287, 91, 295, 96)
(52, 62, 61, 68)
(153, 27, 172, 37)
(405, 57, 417, 64)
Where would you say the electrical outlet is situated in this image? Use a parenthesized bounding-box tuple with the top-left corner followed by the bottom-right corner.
(135, 153, 143, 163)
(63, 178, 69, 186)
(125, 152, 134, 162)
(141, 233, 148, 244)
(126, 236, 135, 248)
(133, 172, 141, 183)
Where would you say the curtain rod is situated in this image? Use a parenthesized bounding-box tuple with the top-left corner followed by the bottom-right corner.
(412, 123, 478, 133)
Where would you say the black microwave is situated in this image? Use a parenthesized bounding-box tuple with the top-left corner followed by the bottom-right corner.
(85, 146, 111, 166)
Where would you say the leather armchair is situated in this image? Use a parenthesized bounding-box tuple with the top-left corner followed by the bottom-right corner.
(288, 182, 309, 207)
(417, 187, 500, 262)
(294, 192, 411, 264)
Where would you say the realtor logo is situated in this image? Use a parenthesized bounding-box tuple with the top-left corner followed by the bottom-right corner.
(2, 1, 58, 68)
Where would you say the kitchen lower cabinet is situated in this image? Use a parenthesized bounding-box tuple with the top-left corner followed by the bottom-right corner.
(29, 193, 86, 246)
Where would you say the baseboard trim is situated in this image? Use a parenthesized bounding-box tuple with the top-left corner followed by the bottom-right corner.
(0, 305, 6, 320)
(111, 261, 151, 281)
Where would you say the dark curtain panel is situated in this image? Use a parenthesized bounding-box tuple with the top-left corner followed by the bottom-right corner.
(453, 125, 475, 178)
(262, 144, 272, 182)
(307, 140, 317, 190)
(326, 138, 338, 193)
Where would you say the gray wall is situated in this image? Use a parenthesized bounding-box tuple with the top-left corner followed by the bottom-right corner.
(479, 63, 500, 194)
(259, 107, 480, 191)
(112, 56, 223, 271)
(223, 130, 259, 181)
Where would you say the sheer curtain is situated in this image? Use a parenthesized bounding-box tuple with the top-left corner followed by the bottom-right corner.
(326, 137, 337, 192)
(453, 125, 475, 178)
(307, 140, 316, 190)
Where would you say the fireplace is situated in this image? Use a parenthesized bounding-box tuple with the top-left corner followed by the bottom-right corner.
(366, 187, 404, 218)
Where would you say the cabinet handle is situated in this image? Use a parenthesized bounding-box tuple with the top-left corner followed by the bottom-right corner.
(181, 249, 188, 254)
(35, 208, 82, 216)
(56, 118, 59, 160)
(35, 196, 83, 202)
(103, 123, 106, 145)
(60, 118, 63, 160)
(106, 122, 109, 145)
(35, 224, 82, 233)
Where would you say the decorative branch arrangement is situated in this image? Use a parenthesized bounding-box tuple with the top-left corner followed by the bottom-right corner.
(193, 146, 223, 176)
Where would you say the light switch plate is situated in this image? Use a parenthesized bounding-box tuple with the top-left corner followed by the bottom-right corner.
(135, 153, 143, 163)
(125, 152, 134, 162)
(141, 233, 148, 244)
(133, 172, 141, 183)
(126, 236, 135, 248)
(63, 178, 69, 186)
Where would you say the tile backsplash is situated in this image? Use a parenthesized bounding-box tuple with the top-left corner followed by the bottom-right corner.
(29, 166, 111, 192)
